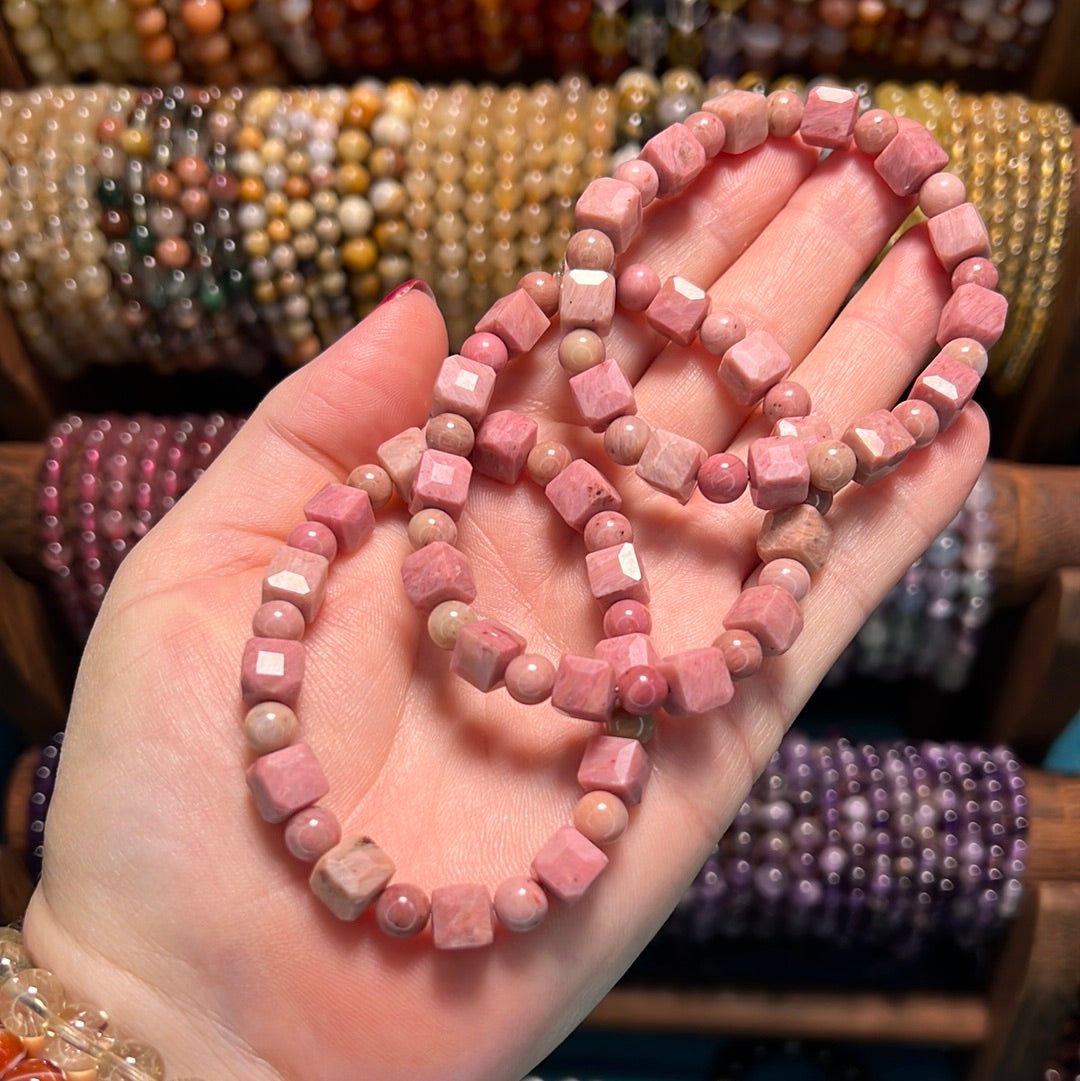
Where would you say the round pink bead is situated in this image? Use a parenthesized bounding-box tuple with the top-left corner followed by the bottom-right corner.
(766, 90, 804, 137)
(407, 508, 458, 548)
(853, 108, 898, 155)
(763, 380, 812, 422)
(806, 440, 856, 493)
(284, 805, 341, 862)
(699, 308, 744, 355)
(584, 511, 634, 552)
(493, 876, 548, 933)
(941, 336, 989, 377)
(617, 665, 669, 715)
(892, 399, 940, 448)
(565, 228, 616, 271)
(526, 441, 573, 486)
(604, 415, 651, 465)
(602, 599, 652, 637)
(951, 257, 999, 291)
(287, 520, 337, 561)
(375, 883, 431, 938)
(460, 331, 510, 372)
(243, 701, 299, 754)
(685, 110, 726, 157)
(517, 270, 560, 316)
(758, 558, 811, 601)
(697, 453, 748, 503)
(504, 653, 556, 704)
(612, 158, 659, 207)
(918, 171, 967, 217)
(714, 629, 763, 680)
(616, 263, 661, 312)
(573, 790, 629, 845)
(426, 412, 475, 456)
(252, 599, 306, 640)
(347, 464, 393, 510)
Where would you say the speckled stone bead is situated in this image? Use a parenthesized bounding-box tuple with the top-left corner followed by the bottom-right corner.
(527, 441, 573, 485)
(586, 542, 649, 605)
(263, 545, 329, 623)
(570, 358, 637, 431)
(719, 330, 791, 406)
(617, 665, 669, 715)
(763, 381, 812, 422)
(573, 791, 629, 845)
(936, 283, 1009, 349)
(594, 632, 659, 679)
(400, 540, 477, 610)
(504, 653, 556, 704)
(377, 426, 427, 500)
(473, 410, 538, 484)
(703, 90, 768, 154)
(459, 331, 510, 373)
(243, 701, 299, 754)
(616, 263, 661, 312)
(425, 413, 476, 457)
(431, 883, 494, 949)
(565, 228, 616, 272)
(927, 202, 990, 271)
(724, 584, 803, 656)
(909, 352, 982, 430)
(559, 329, 606, 374)
(697, 453, 749, 503)
(407, 508, 458, 549)
(241, 636, 305, 709)
(375, 883, 431, 938)
(584, 511, 634, 551)
(604, 415, 652, 466)
(493, 876, 548, 932)
(612, 158, 659, 207)
(450, 619, 526, 691)
(531, 825, 609, 904)
(757, 504, 833, 574)
(574, 177, 643, 252)
(892, 399, 940, 447)
(253, 599, 306, 640)
(303, 483, 374, 553)
(714, 629, 763, 680)
(551, 654, 616, 722)
(346, 465, 394, 511)
(853, 108, 898, 156)
(545, 458, 622, 531)
(285, 805, 341, 862)
(578, 733, 651, 805)
(287, 521, 339, 561)
(773, 413, 833, 446)
(639, 122, 706, 198)
(516, 271, 561, 318)
(873, 120, 950, 196)
(685, 110, 726, 157)
(311, 836, 396, 921)
(700, 309, 744, 356)
(806, 440, 856, 493)
(660, 646, 734, 714)
(475, 288, 550, 354)
(800, 86, 859, 149)
(426, 599, 476, 650)
(919, 172, 968, 218)
(636, 428, 707, 504)
(409, 448, 473, 519)
(748, 436, 810, 511)
(431, 354, 497, 427)
(842, 408, 916, 484)
(602, 600, 652, 637)
(645, 276, 710, 346)
(246, 741, 328, 823)
(560, 268, 617, 335)
(758, 558, 811, 601)
(766, 90, 804, 138)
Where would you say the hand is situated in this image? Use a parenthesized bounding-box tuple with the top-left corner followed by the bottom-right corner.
(24, 132, 988, 1081)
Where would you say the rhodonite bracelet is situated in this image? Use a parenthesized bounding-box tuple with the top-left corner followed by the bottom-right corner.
(239, 86, 1007, 950)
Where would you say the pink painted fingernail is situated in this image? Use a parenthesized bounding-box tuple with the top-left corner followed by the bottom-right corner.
(378, 279, 436, 306)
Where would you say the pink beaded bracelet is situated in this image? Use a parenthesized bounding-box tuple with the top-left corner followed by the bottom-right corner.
(239, 87, 1005, 951)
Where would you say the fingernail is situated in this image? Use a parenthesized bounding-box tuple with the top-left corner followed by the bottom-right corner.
(377, 279, 436, 306)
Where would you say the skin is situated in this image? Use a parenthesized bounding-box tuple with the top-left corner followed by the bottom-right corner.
(23, 134, 988, 1081)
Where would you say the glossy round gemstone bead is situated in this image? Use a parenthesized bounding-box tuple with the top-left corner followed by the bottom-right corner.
(516, 270, 560, 317)
(252, 600, 306, 640)
(504, 653, 556, 704)
(459, 331, 510, 372)
(573, 790, 629, 845)
(941, 336, 989, 377)
(558, 328, 605, 373)
(565, 228, 615, 271)
(758, 558, 811, 601)
(287, 520, 338, 561)
(347, 464, 394, 510)
(615, 263, 660, 312)
(806, 440, 857, 493)
(766, 90, 804, 137)
(375, 883, 431, 938)
(892, 400, 940, 448)
(285, 805, 341, 862)
(603, 415, 651, 465)
(763, 380, 811, 422)
(526, 441, 573, 486)
(602, 599, 652, 637)
(918, 171, 967, 218)
(697, 453, 748, 503)
(605, 710, 656, 742)
(612, 158, 659, 206)
(98, 1040, 166, 1081)
(714, 629, 763, 679)
(951, 258, 999, 292)
(699, 308, 744, 355)
(0, 969, 65, 1037)
(493, 875, 548, 932)
(583, 511, 633, 552)
(407, 508, 458, 548)
(243, 701, 300, 755)
(617, 665, 669, 714)
(427, 599, 476, 650)
(425, 413, 475, 457)
(853, 108, 898, 155)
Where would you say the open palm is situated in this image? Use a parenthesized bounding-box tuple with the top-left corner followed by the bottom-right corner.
(24, 132, 988, 1081)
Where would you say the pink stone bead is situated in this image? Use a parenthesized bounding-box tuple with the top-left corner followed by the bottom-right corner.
(311, 836, 395, 921)
(574, 176, 643, 252)
(430, 354, 497, 426)
(375, 882, 431, 938)
(526, 441, 573, 486)
(493, 876, 548, 933)
(347, 465, 393, 511)
(758, 557, 811, 600)
(719, 329, 791, 406)
(604, 415, 652, 466)
(578, 732, 652, 804)
(841, 408, 916, 484)
(504, 653, 556, 704)
(612, 158, 659, 207)
(951, 257, 999, 291)
(685, 109, 726, 157)
(714, 629, 763, 680)
(573, 791, 628, 845)
(517, 270, 561, 317)
(400, 540, 477, 610)
(551, 654, 615, 722)
(697, 452, 749, 503)
(459, 331, 510, 373)
(475, 287, 550, 354)
(699, 308, 744, 356)
(570, 358, 637, 432)
(853, 108, 898, 156)
(936, 282, 1008, 349)
(636, 427, 707, 504)
(766, 89, 804, 137)
(431, 883, 494, 949)
(584, 511, 633, 551)
(806, 439, 856, 492)
(602, 599, 652, 637)
(559, 329, 606, 374)
(616, 263, 661, 312)
(427, 598, 475, 650)
(873, 120, 950, 196)
(303, 483, 374, 554)
(757, 504, 833, 574)
(659, 646, 734, 715)
(409, 448, 473, 519)
(545, 457, 622, 531)
(909, 352, 982, 430)
(377, 426, 426, 500)
(645, 275, 711, 346)
(594, 631, 659, 680)
(252, 599, 306, 640)
(472, 410, 538, 484)
(284, 805, 341, 862)
(425, 412, 475, 457)
(638, 121, 707, 198)
(763, 380, 812, 422)
(241, 636, 304, 709)
(243, 701, 299, 754)
(747, 436, 810, 510)
(262, 545, 329, 623)
(449, 619, 526, 692)
(246, 740, 327, 823)
(560, 268, 617, 334)
(892, 399, 940, 447)
(702, 90, 768, 154)
(287, 520, 338, 561)
(586, 541, 649, 605)
(617, 665, 668, 715)
(565, 228, 616, 271)
(919, 171, 968, 218)
(531, 826, 609, 904)
(407, 508, 457, 549)
(773, 413, 833, 446)
(724, 583, 803, 656)
(942, 336, 989, 377)
(800, 85, 859, 149)
(927, 202, 990, 272)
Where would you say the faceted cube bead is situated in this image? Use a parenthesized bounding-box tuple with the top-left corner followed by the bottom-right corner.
(927, 202, 991, 272)
(475, 287, 550, 354)
(310, 836, 395, 921)
(431, 883, 495, 949)
(578, 733, 652, 805)
(703, 90, 768, 154)
(773, 413, 832, 446)
(559, 268, 617, 334)
(873, 120, 950, 196)
(724, 584, 804, 656)
(841, 408, 916, 484)
(909, 352, 981, 430)
(409, 448, 472, 519)
(531, 825, 609, 904)
(262, 545, 329, 623)
(377, 426, 427, 500)
(936, 283, 1008, 349)
(595, 631, 659, 679)
(800, 86, 859, 149)
(431, 354, 496, 427)
(747, 436, 810, 510)
(303, 483, 374, 554)
(400, 540, 477, 610)
(574, 176, 643, 252)
(246, 741, 328, 823)
(636, 428, 707, 504)
(569, 357, 637, 432)
(719, 330, 791, 406)
(449, 619, 527, 691)
(241, 636, 304, 709)
(545, 457, 622, 531)
(551, 654, 616, 722)
(472, 409, 538, 484)
(645, 276, 711, 345)
(586, 542, 649, 606)
(659, 647, 734, 715)
(638, 121, 706, 198)
(757, 504, 833, 574)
